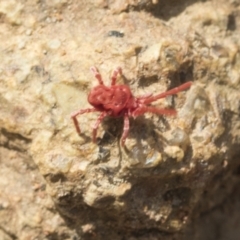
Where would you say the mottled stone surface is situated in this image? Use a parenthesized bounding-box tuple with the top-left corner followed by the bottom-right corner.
(0, 0, 240, 239)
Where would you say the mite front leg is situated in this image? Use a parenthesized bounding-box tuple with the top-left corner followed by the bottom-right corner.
(90, 66, 104, 85)
(92, 111, 108, 143)
(120, 113, 130, 146)
(111, 67, 122, 86)
(71, 108, 98, 135)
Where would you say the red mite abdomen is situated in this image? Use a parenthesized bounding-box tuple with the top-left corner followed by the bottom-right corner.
(88, 85, 133, 116)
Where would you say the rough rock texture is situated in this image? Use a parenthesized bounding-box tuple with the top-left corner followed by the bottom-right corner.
(0, 0, 240, 239)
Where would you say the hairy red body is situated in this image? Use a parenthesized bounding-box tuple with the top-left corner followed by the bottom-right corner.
(88, 84, 135, 117)
(71, 67, 192, 145)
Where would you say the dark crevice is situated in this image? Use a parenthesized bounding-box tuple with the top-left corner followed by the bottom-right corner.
(151, 0, 206, 20)
(0, 225, 18, 240)
(45, 173, 67, 183)
(130, 227, 178, 238)
(138, 75, 159, 87)
(112, 0, 207, 21)
(0, 128, 32, 152)
(1, 128, 31, 143)
(195, 183, 240, 219)
(227, 14, 236, 31)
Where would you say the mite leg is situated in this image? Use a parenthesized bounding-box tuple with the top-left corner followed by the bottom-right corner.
(90, 66, 104, 85)
(136, 93, 153, 100)
(120, 113, 130, 146)
(92, 111, 108, 143)
(142, 81, 192, 104)
(111, 67, 122, 86)
(71, 108, 98, 134)
(132, 106, 177, 118)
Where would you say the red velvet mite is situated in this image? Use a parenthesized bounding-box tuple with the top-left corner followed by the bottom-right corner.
(71, 67, 192, 146)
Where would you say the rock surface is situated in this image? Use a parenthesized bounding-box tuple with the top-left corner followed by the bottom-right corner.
(0, 0, 240, 239)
